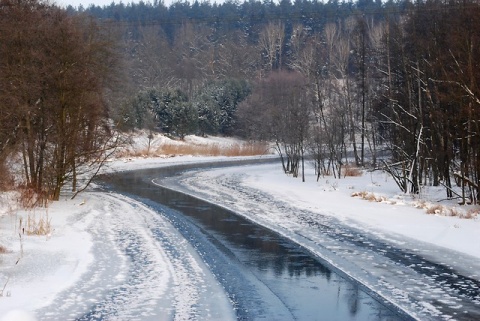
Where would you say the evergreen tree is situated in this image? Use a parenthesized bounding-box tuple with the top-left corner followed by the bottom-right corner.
(194, 79, 251, 136)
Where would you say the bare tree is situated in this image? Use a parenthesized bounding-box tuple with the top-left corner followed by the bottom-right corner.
(124, 25, 175, 89)
(170, 21, 213, 97)
(258, 21, 285, 73)
(238, 71, 311, 180)
(215, 30, 260, 79)
(324, 22, 339, 65)
(0, 0, 118, 201)
(330, 25, 361, 168)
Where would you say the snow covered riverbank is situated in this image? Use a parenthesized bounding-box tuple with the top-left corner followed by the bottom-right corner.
(0, 156, 241, 321)
(166, 162, 480, 260)
(159, 162, 480, 320)
(0, 154, 479, 320)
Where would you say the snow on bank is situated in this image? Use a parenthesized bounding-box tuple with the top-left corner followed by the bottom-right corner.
(115, 132, 270, 159)
(169, 163, 480, 260)
(0, 195, 93, 318)
(0, 131, 269, 320)
(104, 131, 274, 173)
(0, 159, 237, 320)
(246, 165, 480, 260)
(159, 162, 480, 320)
(0, 131, 479, 319)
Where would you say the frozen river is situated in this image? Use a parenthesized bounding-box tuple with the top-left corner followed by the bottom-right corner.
(32, 159, 479, 320)
(102, 162, 412, 320)
(154, 161, 480, 320)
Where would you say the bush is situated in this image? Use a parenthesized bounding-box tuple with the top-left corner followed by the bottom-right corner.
(0, 160, 13, 191)
(342, 165, 363, 177)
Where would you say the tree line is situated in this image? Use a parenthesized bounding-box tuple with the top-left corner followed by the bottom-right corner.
(90, 0, 479, 204)
(103, 0, 478, 204)
(1, 0, 479, 205)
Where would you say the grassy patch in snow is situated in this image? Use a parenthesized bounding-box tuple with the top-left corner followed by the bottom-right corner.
(116, 133, 270, 158)
(352, 190, 479, 219)
(157, 141, 269, 157)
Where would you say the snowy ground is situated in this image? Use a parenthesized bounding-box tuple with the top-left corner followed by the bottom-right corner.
(0, 162, 237, 320)
(165, 163, 480, 259)
(158, 162, 480, 320)
(0, 134, 479, 320)
(0, 133, 257, 321)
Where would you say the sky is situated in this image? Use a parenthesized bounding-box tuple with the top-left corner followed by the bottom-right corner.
(55, 0, 123, 8)
(55, 0, 223, 9)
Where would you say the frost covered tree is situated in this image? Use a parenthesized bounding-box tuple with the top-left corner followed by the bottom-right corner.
(259, 21, 285, 72)
(124, 88, 197, 138)
(194, 79, 250, 136)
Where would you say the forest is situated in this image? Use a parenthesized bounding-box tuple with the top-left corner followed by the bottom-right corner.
(0, 0, 479, 205)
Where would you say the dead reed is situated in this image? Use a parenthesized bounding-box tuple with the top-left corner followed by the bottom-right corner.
(342, 165, 363, 177)
(119, 140, 269, 158)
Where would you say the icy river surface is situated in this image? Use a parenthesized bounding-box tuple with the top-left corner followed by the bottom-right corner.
(100, 161, 413, 321)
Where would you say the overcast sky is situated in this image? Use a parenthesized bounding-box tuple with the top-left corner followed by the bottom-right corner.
(55, 0, 130, 8)
(55, 0, 221, 8)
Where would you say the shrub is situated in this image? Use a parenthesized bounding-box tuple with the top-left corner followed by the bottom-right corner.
(18, 212, 52, 236)
(425, 204, 443, 215)
(461, 208, 479, 219)
(342, 165, 363, 177)
(18, 187, 47, 208)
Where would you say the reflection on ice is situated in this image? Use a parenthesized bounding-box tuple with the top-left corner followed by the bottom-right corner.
(104, 167, 410, 321)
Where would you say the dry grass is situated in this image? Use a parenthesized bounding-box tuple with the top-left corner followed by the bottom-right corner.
(423, 203, 479, 219)
(351, 191, 368, 198)
(461, 208, 479, 219)
(414, 200, 427, 209)
(158, 141, 269, 157)
(119, 140, 269, 158)
(342, 165, 363, 177)
(351, 191, 387, 202)
(425, 204, 444, 215)
(26, 213, 51, 236)
(115, 148, 154, 158)
(365, 193, 378, 202)
(448, 207, 461, 217)
(421, 203, 455, 217)
(18, 212, 52, 236)
(352, 188, 480, 220)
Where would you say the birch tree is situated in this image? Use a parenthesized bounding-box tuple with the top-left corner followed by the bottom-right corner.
(259, 21, 285, 72)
